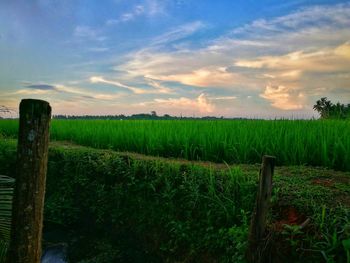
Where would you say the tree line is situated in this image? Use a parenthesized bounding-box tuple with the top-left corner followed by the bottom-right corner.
(313, 97, 350, 119)
(52, 113, 245, 120)
(2, 98, 349, 120)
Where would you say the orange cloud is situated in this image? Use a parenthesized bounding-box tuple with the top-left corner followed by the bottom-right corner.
(260, 85, 305, 110)
(144, 93, 215, 113)
(147, 67, 241, 88)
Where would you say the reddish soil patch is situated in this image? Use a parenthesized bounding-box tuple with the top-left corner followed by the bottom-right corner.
(268, 206, 312, 262)
(311, 178, 334, 187)
(273, 206, 307, 232)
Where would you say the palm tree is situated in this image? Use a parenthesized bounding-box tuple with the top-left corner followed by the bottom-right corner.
(313, 97, 333, 119)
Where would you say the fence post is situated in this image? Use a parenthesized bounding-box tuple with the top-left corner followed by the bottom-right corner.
(6, 99, 51, 263)
(247, 155, 276, 263)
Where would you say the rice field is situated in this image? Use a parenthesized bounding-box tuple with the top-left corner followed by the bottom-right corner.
(0, 119, 349, 171)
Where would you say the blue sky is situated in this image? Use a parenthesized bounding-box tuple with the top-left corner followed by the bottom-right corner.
(0, 0, 349, 118)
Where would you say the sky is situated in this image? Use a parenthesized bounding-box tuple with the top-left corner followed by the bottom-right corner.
(0, 0, 349, 118)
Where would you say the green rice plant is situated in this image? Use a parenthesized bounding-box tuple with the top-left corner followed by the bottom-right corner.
(309, 206, 350, 263)
(320, 205, 327, 230)
(0, 119, 349, 170)
(343, 239, 350, 263)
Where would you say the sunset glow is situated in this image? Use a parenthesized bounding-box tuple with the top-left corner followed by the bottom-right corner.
(1, 0, 349, 118)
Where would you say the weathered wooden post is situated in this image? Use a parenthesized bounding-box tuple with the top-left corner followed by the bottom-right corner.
(6, 99, 51, 263)
(247, 155, 276, 263)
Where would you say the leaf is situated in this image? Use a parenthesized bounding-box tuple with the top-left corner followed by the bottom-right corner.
(342, 238, 350, 251)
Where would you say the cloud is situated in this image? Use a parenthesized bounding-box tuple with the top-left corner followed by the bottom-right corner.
(234, 43, 350, 73)
(152, 21, 206, 45)
(107, 5, 145, 25)
(105, 19, 119, 26)
(74, 26, 96, 38)
(15, 89, 52, 95)
(90, 76, 147, 94)
(260, 85, 305, 110)
(12, 83, 57, 95)
(212, 96, 237, 100)
(143, 93, 215, 113)
(26, 84, 56, 90)
(147, 67, 242, 88)
(121, 5, 145, 22)
(231, 3, 350, 41)
(147, 80, 175, 94)
(114, 2, 350, 115)
(90, 76, 175, 94)
(15, 2, 346, 117)
(73, 26, 106, 41)
(145, 0, 167, 16)
(334, 41, 350, 59)
(54, 84, 122, 100)
(87, 47, 110, 52)
(10, 82, 123, 102)
(106, 0, 167, 26)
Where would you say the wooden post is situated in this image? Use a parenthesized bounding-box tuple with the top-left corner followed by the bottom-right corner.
(247, 155, 276, 263)
(7, 99, 51, 263)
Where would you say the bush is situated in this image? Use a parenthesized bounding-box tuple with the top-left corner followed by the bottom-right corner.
(0, 141, 256, 262)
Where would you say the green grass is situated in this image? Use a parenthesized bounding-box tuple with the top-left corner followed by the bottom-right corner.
(0, 139, 349, 262)
(0, 119, 349, 171)
(0, 139, 257, 262)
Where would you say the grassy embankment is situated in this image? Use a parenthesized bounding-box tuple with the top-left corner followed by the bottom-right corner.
(0, 138, 349, 262)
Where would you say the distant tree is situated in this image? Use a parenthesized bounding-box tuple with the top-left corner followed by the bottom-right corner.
(313, 98, 350, 119)
(313, 97, 332, 119)
(0, 105, 15, 118)
(151, 111, 157, 117)
(52, 113, 247, 121)
(0, 105, 11, 114)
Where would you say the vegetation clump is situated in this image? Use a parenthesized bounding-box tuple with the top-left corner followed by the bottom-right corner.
(0, 140, 349, 262)
(313, 97, 350, 119)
